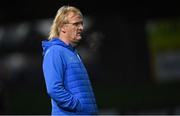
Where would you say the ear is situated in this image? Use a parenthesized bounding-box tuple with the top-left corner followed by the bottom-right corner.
(60, 25, 66, 33)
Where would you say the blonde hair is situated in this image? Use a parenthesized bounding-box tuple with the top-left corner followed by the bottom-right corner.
(48, 5, 83, 40)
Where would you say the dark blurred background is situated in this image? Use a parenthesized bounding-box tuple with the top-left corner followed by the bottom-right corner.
(0, 0, 180, 115)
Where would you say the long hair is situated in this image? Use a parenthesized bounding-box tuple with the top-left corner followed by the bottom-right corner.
(48, 5, 83, 40)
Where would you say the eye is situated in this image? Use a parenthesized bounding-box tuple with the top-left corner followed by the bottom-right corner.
(66, 22, 83, 27)
(73, 22, 83, 26)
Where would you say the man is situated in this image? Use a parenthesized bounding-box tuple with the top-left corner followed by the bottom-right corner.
(42, 5, 98, 115)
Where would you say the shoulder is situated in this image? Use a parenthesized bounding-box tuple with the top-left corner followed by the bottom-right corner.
(44, 45, 65, 57)
(49, 45, 64, 51)
(48, 45, 67, 53)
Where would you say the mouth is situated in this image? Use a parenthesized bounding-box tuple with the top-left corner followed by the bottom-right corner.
(77, 31, 82, 35)
(76, 32, 82, 37)
(77, 33, 81, 36)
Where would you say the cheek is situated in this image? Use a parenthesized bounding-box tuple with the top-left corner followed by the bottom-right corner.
(72, 30, 77, 36)
(68, 31, 76, 39)
(68, 28, 77, 38)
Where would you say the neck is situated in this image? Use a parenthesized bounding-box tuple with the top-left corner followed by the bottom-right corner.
(58, 35, 77, 47)
(59, 35, 70, 45)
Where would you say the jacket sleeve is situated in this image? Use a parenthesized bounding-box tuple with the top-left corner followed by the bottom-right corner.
(42, 46, 81, 112)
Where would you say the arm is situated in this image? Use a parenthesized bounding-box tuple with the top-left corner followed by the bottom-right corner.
(42, 46, 81, 112)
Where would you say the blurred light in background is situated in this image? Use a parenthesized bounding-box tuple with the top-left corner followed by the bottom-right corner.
(35, 19, 52, 37)
(147, 19, 180, 83)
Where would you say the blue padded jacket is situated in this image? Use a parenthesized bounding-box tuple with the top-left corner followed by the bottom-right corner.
(42, 38, 98, 115)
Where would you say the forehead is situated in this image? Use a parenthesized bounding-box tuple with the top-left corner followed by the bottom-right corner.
(67, 12, 83, 21)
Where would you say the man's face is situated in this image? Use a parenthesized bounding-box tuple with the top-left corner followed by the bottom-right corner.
(63, 12, 83, 45)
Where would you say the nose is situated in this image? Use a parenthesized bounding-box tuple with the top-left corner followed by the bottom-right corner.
(78, 23, 83, 30)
